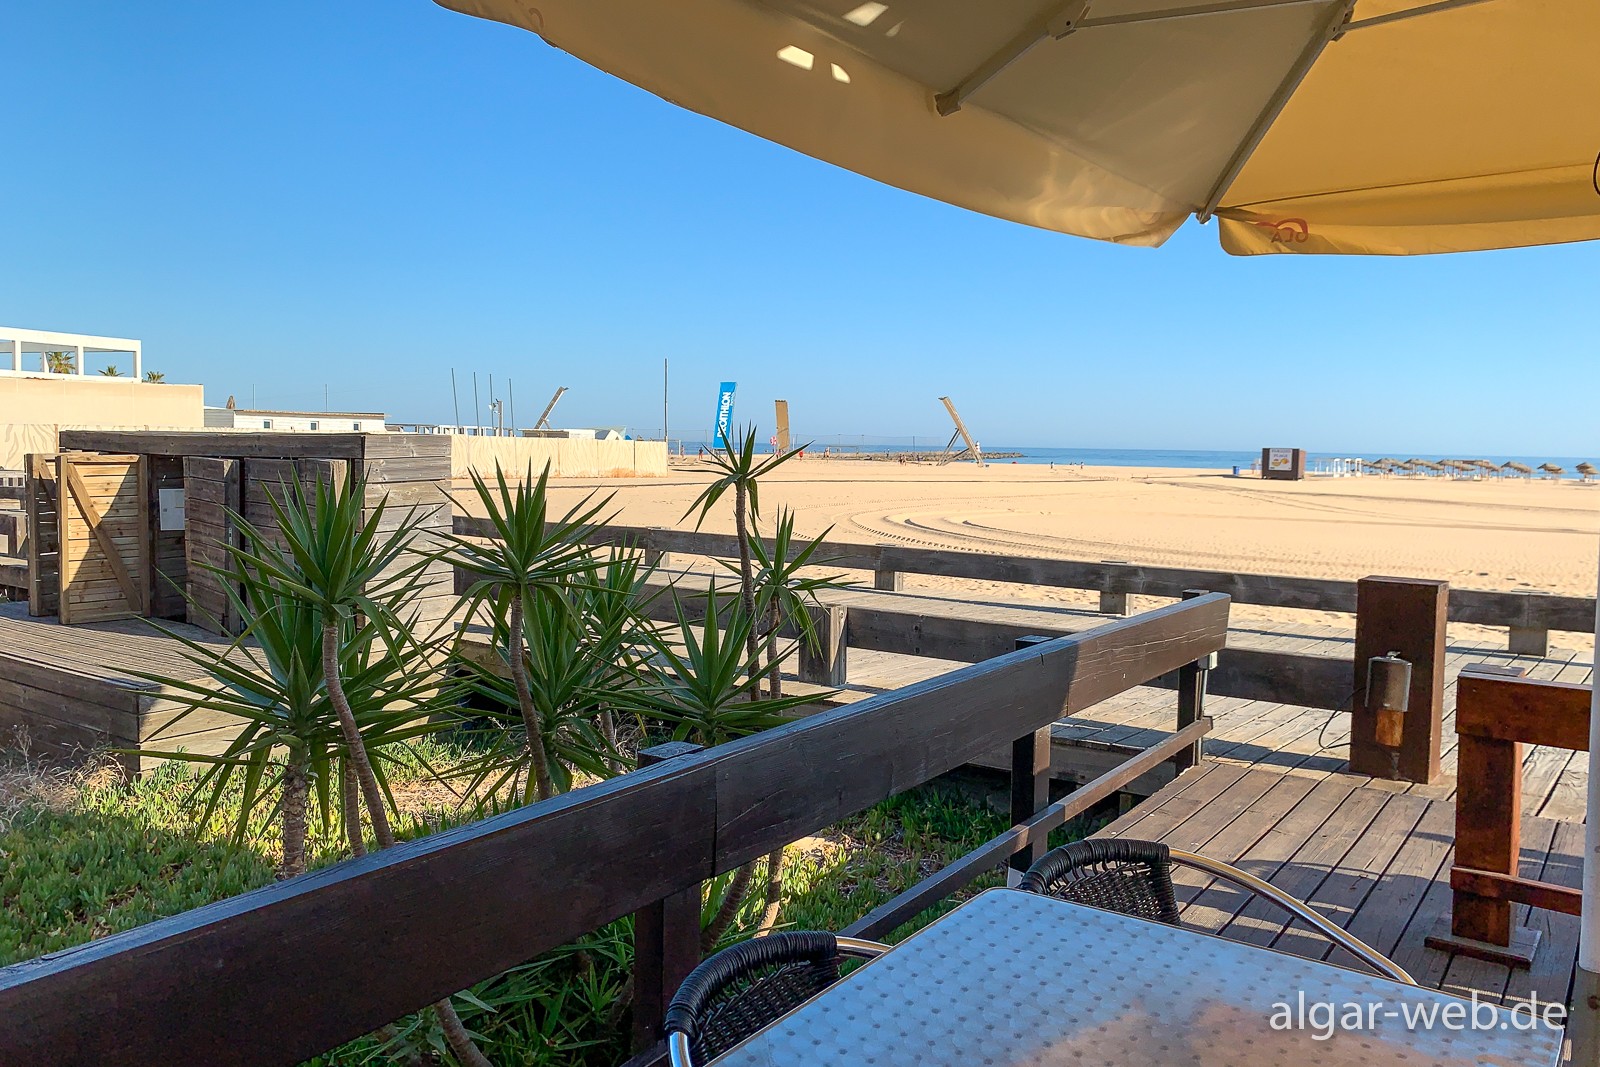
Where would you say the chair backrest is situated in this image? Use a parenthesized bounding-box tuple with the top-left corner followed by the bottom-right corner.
(1017, 838, 1181, 925)
(665, 931, 846, 1066)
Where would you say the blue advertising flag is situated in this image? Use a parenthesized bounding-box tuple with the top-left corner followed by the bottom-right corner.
(712, 382, 737, 449)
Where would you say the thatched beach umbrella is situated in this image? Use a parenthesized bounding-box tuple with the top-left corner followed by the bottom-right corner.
(1502, 460, 1535, 478)
(1579, 462, 1598, 483)
(1540, 462, 1567, 477)
(433, 0, 1600, 1048)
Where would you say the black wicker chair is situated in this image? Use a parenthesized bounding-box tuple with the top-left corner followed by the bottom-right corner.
(1020, 838, 1416, 985)
(664, 931, 889, 1067)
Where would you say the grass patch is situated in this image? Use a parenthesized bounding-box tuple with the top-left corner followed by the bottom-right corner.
(0, 753, 1096, 1065)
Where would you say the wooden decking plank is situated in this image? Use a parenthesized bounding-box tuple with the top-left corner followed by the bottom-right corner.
(1170, 775, 1336, 933)
(1269, 791, 1430, 961)
(1323, 798, 1456, 971)
(1211, 785, 1390, 948)
(1503, 818, 1584, 1010)
(1096, 762, 1243, 840)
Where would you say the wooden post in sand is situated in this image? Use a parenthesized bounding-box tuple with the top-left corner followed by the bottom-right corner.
(1349, 576, 1448, 783)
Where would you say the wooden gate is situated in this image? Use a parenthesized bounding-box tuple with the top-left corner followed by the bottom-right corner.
(56, 453, 149, 624)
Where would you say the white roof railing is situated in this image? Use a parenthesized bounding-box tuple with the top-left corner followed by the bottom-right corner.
(0, 326, 142, 380)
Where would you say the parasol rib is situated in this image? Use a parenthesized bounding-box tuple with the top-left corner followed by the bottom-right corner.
(1196, 0, 1357, 221)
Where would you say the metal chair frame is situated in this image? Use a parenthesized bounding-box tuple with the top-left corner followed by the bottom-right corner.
(1021, 838, 1416, 985)
(665, 933, 889, 1067)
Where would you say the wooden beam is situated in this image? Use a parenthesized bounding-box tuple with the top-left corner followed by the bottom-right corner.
(455, 519, 1600, 636)
(57, 430, 367, 460)
(841, 716, 1212, 941)
(1349, 576, 1447, 783)
(1450, 867, 1582, 917)
(1455, 672, 1591, 752)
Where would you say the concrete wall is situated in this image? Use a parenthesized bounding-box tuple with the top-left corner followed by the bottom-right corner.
(0, 375, 203, 428)
(0, 379, 209, 470)
(0, 376, 204, 469)
(451, 436, 667, 479)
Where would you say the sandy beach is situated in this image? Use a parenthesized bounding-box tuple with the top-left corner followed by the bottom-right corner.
(521, 460, 1600, 646)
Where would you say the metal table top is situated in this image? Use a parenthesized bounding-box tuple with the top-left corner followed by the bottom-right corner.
(710, 889, 1563, 1067)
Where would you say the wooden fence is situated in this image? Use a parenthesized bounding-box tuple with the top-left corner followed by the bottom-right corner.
(454, 519, 1593, 657)
(0, 594, 1230, 1066)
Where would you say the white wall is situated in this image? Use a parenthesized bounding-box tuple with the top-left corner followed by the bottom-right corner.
(451, 437, 667, 479)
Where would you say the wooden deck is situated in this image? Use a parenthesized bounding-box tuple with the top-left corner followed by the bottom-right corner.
(0, 600, 239, 769)
(1093, 760, 1583, 1012)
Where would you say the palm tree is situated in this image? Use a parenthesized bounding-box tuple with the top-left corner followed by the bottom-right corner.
(143, 370, 166, 383)
(44, 350, 75, 374)
(98, 364, 123, 377)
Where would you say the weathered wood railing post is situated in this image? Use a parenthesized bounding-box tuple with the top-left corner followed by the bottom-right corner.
(640, 528, 669, 572)
(1508, 592, 1550, 656)
(873, 545, 901, 591)
(630, 741, 704, 1052)
(1098, 561, 1130, 615)
(1349, 576, 1447, 783)
(1173, 590, 1214, 772)
(1008, 636, 1055, 881)
(796, 602, 847, 686)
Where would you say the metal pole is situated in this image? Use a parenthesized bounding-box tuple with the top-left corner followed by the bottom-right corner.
(473, 372, 481, 436)
(451, 369, 461, 434)
(1572, 548, 1600, 1064)
(508, 378, 515, 436)
(663, 357, 669, 445)
(489, 375, 496, 435)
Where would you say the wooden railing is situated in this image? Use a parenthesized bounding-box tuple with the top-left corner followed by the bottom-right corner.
(0, 594, 1231, 1066)
(1428, 666, 1588, 966)
(453, 518, 1593, 656)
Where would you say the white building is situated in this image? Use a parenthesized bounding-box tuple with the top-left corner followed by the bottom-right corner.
(204, 407, 388, 433)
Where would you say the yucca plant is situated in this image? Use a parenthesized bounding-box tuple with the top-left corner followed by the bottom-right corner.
(237, 473, 492, 1067)
(436, 463, 614, 802)
(452, 559, 653, 801)
(734, 509, 852, 932)
(136, 568, 447, 879)
(606, 585, 819, 949)
(682, 427, 802, 673)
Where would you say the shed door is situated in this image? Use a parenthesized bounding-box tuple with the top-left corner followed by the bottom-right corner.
(57, 452, 149, 624)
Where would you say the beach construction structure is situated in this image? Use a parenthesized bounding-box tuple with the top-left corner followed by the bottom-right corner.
(936, 396, 984, 467)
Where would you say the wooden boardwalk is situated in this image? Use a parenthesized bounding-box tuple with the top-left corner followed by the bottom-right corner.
(1094, 761, 1583, 1012)
(779, 587, 1591, 1012)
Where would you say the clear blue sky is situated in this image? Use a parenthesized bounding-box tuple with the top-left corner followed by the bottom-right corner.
(4, 1, 1597, 455)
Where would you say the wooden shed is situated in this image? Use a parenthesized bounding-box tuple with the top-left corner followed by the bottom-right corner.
(4, 431, 452, 770)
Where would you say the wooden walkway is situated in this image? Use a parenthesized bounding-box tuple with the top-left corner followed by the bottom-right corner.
(783, 588, 1591, 1012)
(1094, 760, 1583, 1012)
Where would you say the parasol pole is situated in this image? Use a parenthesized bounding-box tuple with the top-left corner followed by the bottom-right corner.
(1575, 542, 1600, 1064)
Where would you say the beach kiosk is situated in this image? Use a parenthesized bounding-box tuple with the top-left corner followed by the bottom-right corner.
(1261, 447, 1306, 481)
